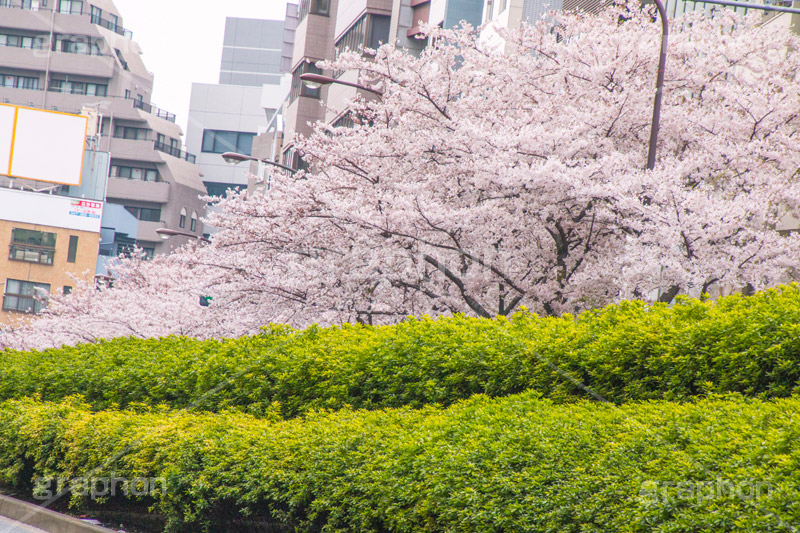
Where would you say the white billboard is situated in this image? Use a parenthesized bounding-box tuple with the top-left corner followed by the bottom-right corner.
(0, 188, 102, 233)
(0, 103, 88, 187)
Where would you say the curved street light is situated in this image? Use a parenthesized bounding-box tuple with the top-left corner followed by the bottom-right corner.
(156, 228, 211, 243)
(221, 152, 297, 174)
(300, 73, 384, 96)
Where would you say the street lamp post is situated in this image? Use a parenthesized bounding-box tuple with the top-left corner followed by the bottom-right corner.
(221, 152, 297, 174)
(156, 228, 211, 243)
(647, 0, 669, 171)
(299, 73, 383, 96)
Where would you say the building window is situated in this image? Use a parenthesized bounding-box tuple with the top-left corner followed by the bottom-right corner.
(0, 33, 48, 50)
(298, 0, 330, 21)
(290, 62, 322, 103)
(1, 74, 39, 90)
(190, 212, 198, 232)
(89, 4, 101, 23)
(49, 79, 107, 96)
(113, 126, 148, 140)
(334, 14, 391, 65)
(67, 235, 78, 263)
(110, 165, 159, 182)
(201, 130, 255, 155)
(2, 279, 50, 314)
(281, 147, 309, 172)
(124, 206, 161, 222)
(139, 246, 155, 260)
(63, 285, 73, 295)
(107, 13, 119, 32)
(179, 207, 187, 228)
(54, 36, 102, 56)
(57, 0, 82, 14)
(8, 228, 56, 265)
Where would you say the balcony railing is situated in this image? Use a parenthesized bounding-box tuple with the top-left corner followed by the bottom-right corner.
(89, 13, 133, 39)
(0, 1, 133, 40)
(154, 140, 196, 164)
(132, 99, 176, 123)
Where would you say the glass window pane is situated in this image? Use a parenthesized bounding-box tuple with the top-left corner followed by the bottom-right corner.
(237, 133, 255, 156)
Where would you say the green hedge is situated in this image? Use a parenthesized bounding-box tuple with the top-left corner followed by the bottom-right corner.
(1, 394, 799, 532)
(2, 285, 800, 417)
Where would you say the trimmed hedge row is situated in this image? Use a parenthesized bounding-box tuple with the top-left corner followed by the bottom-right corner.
(1, 394, 799, 532)
(2, 285, 800, 417)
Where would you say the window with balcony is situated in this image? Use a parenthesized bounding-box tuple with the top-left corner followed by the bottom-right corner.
(201, 130, 255, 155)
(49, 79, 107, 96)
(110, 164, 159, 182)
(290, 62, 322, 103)
(335, 14, 391, 64)
(1, 74, 39, 90)
(8, 228, 56, 265)
(298, 0, 330, 21)
(55, 35, 103, 56)
(113, 126, 148, 141)
(0, 33, 47, 50)
(124, 206, 161, 222)
(58, 0, 82, 14)
(2, 279, 50, 314)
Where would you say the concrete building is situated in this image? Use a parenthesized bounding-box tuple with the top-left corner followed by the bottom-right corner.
(481, 0, 799, 30)
(186, 15, 293, 198)
(0, 0, 207, 254)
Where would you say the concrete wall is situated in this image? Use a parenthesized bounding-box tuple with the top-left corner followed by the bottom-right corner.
(220, 17, 286, 87)
(186, 83, 267, 187)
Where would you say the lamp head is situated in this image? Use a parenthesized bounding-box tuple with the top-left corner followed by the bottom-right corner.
(222, 152, 248, 165)
(300, 73, 332, 90)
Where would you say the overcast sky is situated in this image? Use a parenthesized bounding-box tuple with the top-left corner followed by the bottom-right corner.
(113, 0, 292, 134)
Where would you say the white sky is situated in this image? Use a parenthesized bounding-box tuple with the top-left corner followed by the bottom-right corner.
(113, 0, 292, 134)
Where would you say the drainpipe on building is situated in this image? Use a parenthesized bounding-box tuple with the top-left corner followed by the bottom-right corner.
(42, 5, 57, 109)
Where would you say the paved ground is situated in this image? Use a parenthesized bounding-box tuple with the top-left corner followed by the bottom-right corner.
(0, 515, 48, 533)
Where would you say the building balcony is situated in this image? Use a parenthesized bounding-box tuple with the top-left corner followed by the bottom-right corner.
(133, 99, 176, 123)
(135, 220, 168, 243)
(107, 138, 164, 163)
(154, 141, 196, 164)
(0, 46, 115, 79)
(0, 2, 133, 39)
(106, 177, 170, 204)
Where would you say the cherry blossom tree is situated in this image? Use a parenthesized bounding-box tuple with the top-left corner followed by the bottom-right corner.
(209, 3, 800, 320)
(4, 3, 800, 349)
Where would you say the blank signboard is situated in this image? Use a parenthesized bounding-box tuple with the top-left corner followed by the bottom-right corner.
(0, 104, 14, 174)
(9, 107, 88, 186)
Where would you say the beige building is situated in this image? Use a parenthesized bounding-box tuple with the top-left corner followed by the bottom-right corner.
(0, 187, 102, 324)
(0, 0, 208, 254)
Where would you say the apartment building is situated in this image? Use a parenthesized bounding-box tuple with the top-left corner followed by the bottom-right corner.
(186, 14, 293, 198)
(482, 0, 799, 30)
(0, 0, 207, 254)
(264, 0, 483, 170)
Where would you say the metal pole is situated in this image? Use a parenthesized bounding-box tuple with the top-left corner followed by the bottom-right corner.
(647, 0, 669, 170)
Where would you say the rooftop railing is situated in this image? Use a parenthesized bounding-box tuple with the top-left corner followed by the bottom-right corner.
(154, 140, 196, 164)
(132, 99, 176, 123)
